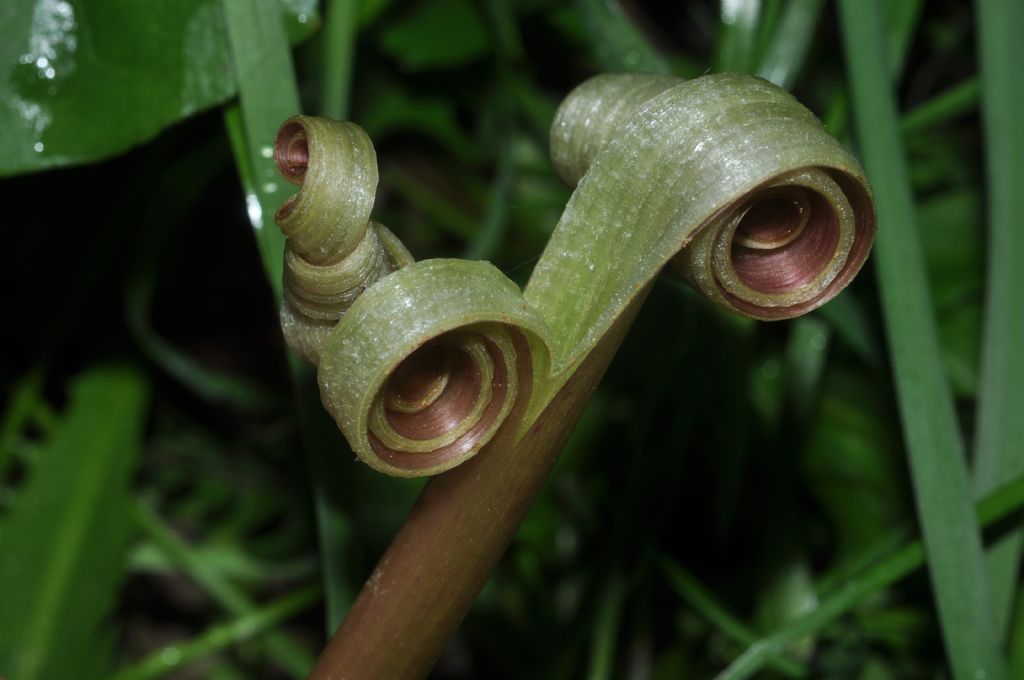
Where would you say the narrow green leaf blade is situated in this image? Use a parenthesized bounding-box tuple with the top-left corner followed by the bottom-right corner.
(574, 0, 669, 73)
(754, 0, 824, 89)
(223, 0, 356, 633)
(972, 0, 1024, 637)
(0, 365, 149, 680)
(714, 0, 762, 73)
(837, 1, 1008, 678)
(111, 583, 321, 680)
(223, 0, 302, 294)
(715, 472, 1024, 680)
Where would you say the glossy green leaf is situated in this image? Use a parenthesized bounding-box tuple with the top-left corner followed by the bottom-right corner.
(0, 0, 318, 176)
(0, 365, 149, 680)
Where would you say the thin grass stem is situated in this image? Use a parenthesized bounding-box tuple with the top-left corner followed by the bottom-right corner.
(110, 584, 321, 680)
(133, 503, 316, 676)
(715, 473, 1024, 680)
(837, 1, 1008, 677)
(971, 0, 1024, 638)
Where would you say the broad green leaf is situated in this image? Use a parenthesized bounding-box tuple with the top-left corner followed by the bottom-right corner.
(0, 365, 149, 680)
(378, 0, 488, 71)
(0, 0, 318, 176)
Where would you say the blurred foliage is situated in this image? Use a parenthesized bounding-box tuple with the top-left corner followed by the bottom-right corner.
(0, 0, 1020, 678)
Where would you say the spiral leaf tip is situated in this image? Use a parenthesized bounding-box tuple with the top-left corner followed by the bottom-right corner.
(272, 116, 413, 365)
(318, 259, 552, 477)
(274, 73, 876, 478)
(543, 73, 875, 329)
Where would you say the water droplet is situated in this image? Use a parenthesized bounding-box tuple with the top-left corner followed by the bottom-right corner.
(262, 182, 278, 194)
(297, 13, 308, 23)
(260, 145, 273, 159)
(44, 67, 56, 79)
(35, 56, 49, 68)
(33, 142, 44, 152)
(246, 193, 263, 230)
(160, 647, 182, 665)
(810, 332, 826, 350)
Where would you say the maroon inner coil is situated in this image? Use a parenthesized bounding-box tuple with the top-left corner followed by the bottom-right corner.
(730, 193, 839, 295)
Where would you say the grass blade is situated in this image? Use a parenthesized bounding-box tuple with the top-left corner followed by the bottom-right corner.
(901, 79, 980, 136)
(126, 277, 276, 413)
(133, 503, 316, 676)
(0, 366, 149, 680)
(713, 0, 761, 73)
(586, 574, 626, 680)
(1012, 593, 1024, 677)
(222, 0, 358, 633)
(222, 0, 302, 293)
(715, 472, 1024, 680)
(754, 0, 823, 89)
(837, 1, 1008, 677)
(660, 559, 806, 677)
(880, 0, 922, 78)
(574, 0, 670, 73)
(972, 0, 1024, 637)
(111, 583, 321, 680)
(320, 0, 358, 120)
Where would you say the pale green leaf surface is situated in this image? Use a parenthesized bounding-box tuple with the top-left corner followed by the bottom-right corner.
(0, 365, 149, 680)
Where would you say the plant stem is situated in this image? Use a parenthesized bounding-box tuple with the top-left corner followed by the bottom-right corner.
(307, 292, 648, 679)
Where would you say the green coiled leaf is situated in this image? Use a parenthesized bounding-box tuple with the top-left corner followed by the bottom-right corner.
(278, 73, 875, 478)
